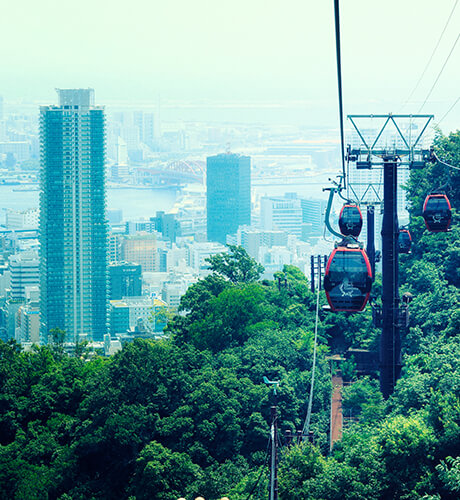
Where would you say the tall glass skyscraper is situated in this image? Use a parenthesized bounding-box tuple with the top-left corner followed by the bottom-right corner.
(206, 153, 251, 244)
(39, 89, 108, 343)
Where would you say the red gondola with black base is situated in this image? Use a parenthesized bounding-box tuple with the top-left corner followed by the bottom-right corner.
(422, 193, 452, 232)
(323, 237, 372, 312)
(338, 204, 363, 237)
(398, 228, 412, 254)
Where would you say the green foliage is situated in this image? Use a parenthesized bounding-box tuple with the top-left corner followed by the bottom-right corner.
(205, 244, 264, 283)
(0, 259, 333, 497)
(436, 456, 460, 495)
(0, 128, 458, 500)
(342, 377, 385, 424)
(322, 275, 382, 351)
(377, 414, 436, 498)
(278, 443, 325, 499)
(339, 356, 357, 383)
(130, 441, 202, 500)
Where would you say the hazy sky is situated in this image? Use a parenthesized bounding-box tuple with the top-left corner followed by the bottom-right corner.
(1, 0, 459, 130)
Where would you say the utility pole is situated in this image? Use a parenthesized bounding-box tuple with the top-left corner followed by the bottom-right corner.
(269, 405, 278, 500)
(310, 255, 315, 293)
(276, 275, 288, 292)
(264, 376, 280, 500)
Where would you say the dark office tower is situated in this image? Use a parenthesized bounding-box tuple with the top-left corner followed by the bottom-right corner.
(109, 263, 142, 299)
(206, 153, 251, 244)
(39, 89, 108, 343)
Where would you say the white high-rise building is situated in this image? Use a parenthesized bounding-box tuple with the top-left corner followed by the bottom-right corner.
(9, 251, 40, 300)
(116, 136, 128, 165)
(260, 196, 302, 237)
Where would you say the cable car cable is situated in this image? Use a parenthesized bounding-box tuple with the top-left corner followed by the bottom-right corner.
(437, 96, 460, 126)
(401, 0, 458, 110)
(418, 32, 460, 113)
(301, 283, 321, 440)
(432, 150, 460, 171)
(244, 438, 271, 500)
(334, 0, 347, 189)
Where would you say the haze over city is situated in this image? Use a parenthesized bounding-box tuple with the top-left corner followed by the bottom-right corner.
(1, 0, 458, 130)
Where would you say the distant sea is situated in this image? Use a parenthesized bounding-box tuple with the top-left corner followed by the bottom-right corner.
(0, 186, 178, 225)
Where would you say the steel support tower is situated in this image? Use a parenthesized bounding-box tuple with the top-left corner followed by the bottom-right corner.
(347, 114, 433, 397)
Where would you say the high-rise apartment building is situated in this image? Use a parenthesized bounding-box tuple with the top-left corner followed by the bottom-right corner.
(206, 153, 251, 244)
(39, 89, 108, 343)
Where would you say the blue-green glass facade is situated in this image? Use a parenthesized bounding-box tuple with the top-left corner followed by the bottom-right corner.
(206, 153, 251, 244)
(39, 89, 108, 343)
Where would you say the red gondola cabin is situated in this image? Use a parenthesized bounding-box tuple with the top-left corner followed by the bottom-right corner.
(338, 204, 363, 237)
(398, 229, 412, 254)
(324, 242, 372, 312)
(422, 194, 452, 232)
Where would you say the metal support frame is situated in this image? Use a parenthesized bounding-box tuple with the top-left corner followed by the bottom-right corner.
(310, 255, 328, 293)
(348, 114, 433, 163)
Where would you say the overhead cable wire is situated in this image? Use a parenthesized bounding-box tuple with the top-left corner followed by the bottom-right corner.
(334, 0, 347, 189)
(433, 151, 460, 171)
(418, 32, 460, 113)
(244, 438, 270, 500)
(401, 0, 459, 110)
(301, 283, 321, 440)
(437, 96, 460, 126)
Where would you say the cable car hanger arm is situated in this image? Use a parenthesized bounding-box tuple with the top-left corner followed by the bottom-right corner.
(323, 186, 344, 239)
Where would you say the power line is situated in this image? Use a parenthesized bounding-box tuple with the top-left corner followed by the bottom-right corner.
(244, 438, 270, 500)
(402, 0, 458, 110)
(418, 31, 460, 113)
(301, 282, 320, 440)
(437, 96, 460, 126)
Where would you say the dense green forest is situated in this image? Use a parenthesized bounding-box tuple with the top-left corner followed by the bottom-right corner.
(0, 131, 459, 499)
